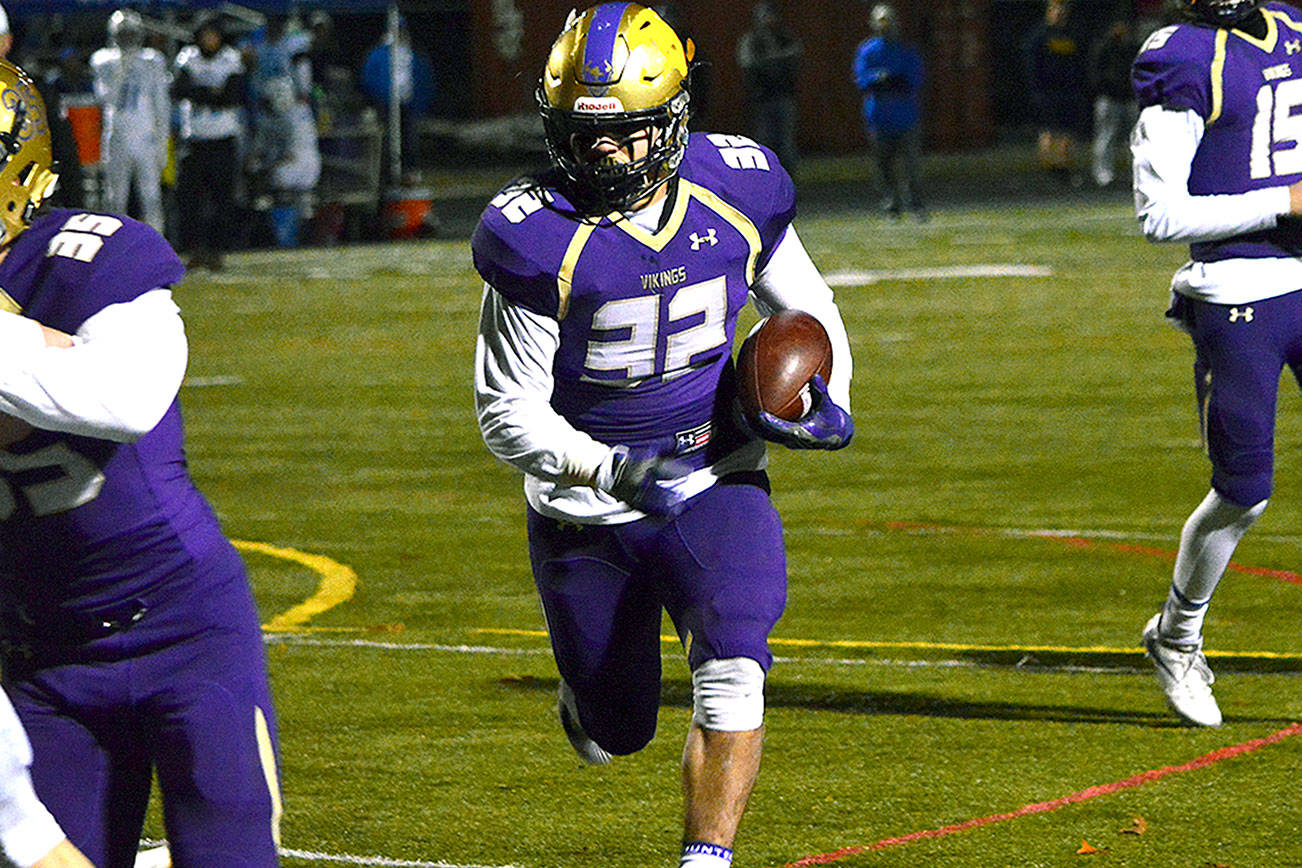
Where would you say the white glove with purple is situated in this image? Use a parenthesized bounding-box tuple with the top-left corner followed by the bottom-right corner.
(594, 445, 692, 517)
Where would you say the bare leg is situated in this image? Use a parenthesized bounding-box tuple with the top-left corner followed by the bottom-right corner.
(681, 724, 764, 848)
(32, 839, 95, 868)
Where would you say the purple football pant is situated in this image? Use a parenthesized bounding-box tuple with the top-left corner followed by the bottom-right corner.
(4, 552, 280, 868)
(527, 474, 786, 756)
(1181, 290, 1302, 506)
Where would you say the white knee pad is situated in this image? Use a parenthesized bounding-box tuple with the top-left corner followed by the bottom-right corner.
(691, 657, 765, 732)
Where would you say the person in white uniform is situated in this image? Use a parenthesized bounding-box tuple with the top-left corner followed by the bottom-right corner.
(89, 9, 170, 233)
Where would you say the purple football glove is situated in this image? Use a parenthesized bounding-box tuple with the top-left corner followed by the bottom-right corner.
(596, 445, 692, 516)
(752, 375, 854, 450)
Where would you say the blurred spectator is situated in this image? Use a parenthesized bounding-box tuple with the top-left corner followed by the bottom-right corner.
(736, 1, 802, 172)
(1088, 18, 1140, 188)
(240, 12, 311, 108)
(361, 16, 434, 184)
(89, 9, 170, 232)
(38, 48, 91, 209)
(247, 75, 320, 248)
(1023, 0, 1089, 184)
(305, 9, 366, 129)
(172, 17, 245, 271)
(0, 3, 10, 59)
(853, 2, 926, 221)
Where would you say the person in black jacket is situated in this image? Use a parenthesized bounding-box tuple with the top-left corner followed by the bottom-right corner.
(171, 18, 246, 270)
(1088, 18, 1140, 187)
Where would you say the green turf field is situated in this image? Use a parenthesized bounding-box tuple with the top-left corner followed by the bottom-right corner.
(159, 195, 1302, 867)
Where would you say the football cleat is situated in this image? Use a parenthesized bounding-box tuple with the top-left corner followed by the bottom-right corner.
(1142, 613, 1223, 727)
(558, 679, 612, 765)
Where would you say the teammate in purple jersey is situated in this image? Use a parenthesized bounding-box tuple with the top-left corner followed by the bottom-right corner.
(473, 5, 853, 866)
(1132, 0, 1302, 727)
(0, 59, 281, 865)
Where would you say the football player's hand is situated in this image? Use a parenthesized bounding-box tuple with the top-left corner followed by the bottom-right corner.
(595, 445, 691, 517)
(752, 375, 854, 450)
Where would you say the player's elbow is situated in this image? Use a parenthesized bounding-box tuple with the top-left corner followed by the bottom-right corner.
(1136, 203, 1185, 243)
(100, 403, 169, 442)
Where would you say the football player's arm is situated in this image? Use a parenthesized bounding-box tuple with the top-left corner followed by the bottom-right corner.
(1132, 104, 1294, 242)
(475, 285, 687, 515)
(748, 225, 853, 413)
(0, 289, 187, 442)
(475, 284, 610, 485)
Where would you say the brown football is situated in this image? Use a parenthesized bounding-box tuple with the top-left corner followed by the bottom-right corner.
(736, 310, 833, 422)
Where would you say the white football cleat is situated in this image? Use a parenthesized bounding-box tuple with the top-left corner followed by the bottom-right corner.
(557, 680, 612, 765)
(1142, 613, 1223, 727)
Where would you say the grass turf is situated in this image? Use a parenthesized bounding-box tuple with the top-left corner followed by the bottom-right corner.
(153, 194, 1302, 867)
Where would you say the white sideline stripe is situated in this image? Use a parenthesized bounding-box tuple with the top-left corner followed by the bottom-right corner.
(824, 264, 1054, 286)
(264, 636, 550, 655)
(183, 374, 243, 387)
(281, 848, 520, 867)
(261, 636, 1143, 674)
(139, 842, 519, 868)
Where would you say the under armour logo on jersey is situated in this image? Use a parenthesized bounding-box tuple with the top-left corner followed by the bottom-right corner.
(690, 229, 718, 250)
(1288, 39, 1302, 55)
(1229, 306, 1254, 323)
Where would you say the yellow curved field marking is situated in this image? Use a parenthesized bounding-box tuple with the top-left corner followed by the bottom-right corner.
(233, 539, 358, 632)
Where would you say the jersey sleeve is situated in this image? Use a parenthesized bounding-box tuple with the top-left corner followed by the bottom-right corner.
(685, 133, 797, 272)
(1132, 24, 1214, 116)
(471, 181, 567, 320)
(57, 217, 185, 329)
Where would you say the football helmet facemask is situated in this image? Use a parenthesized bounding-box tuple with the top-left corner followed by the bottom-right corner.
(0, 60, 58, 247)
(1181, 0, 1262, 26)
(538, 2, 694, 214)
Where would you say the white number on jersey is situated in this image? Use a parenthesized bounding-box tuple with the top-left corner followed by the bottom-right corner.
(0, 442, 105, 519)
(1140, 25, 1177, 55)
(47, 214, 124, 263)
(491, 186, 551, 224)
(707, 134, 771, 171)
(584, 276, 728, 382)
(1250, 78, 1302, 178)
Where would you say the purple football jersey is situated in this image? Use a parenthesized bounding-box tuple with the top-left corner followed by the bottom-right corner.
(473, 132, 795, 467)
(1133, 3, 1302, 261)
(0, 210, 231, 621)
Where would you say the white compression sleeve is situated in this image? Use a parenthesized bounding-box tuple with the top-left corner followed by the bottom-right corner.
(1161, 489, 1267, 643)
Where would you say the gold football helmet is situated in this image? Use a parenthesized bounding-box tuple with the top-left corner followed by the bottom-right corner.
(538, 3, 694, 212)
(0, 60, 58, 247)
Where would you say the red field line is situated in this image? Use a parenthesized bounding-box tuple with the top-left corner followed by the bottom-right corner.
(774, 723, 1302, 867)
(874, 521, 1302, 587)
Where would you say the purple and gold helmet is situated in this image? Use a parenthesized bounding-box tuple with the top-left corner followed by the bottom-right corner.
(0, 60, 58, 247)
(538, 3, 694, 213)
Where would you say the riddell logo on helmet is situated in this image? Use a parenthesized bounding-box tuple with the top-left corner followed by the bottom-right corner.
(574, 96, 624, 113)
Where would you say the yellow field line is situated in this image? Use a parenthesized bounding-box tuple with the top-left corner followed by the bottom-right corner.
(471, 627, 1302, 661)
(233, 540, 358, 632)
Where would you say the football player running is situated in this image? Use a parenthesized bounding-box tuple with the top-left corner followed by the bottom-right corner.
(1132, 0, 1302, 726)
(473, 4, 853, 866)
(0, 60, 282, 865)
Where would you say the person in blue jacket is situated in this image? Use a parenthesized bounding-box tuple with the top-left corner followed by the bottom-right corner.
(852, 3, 925, 220)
